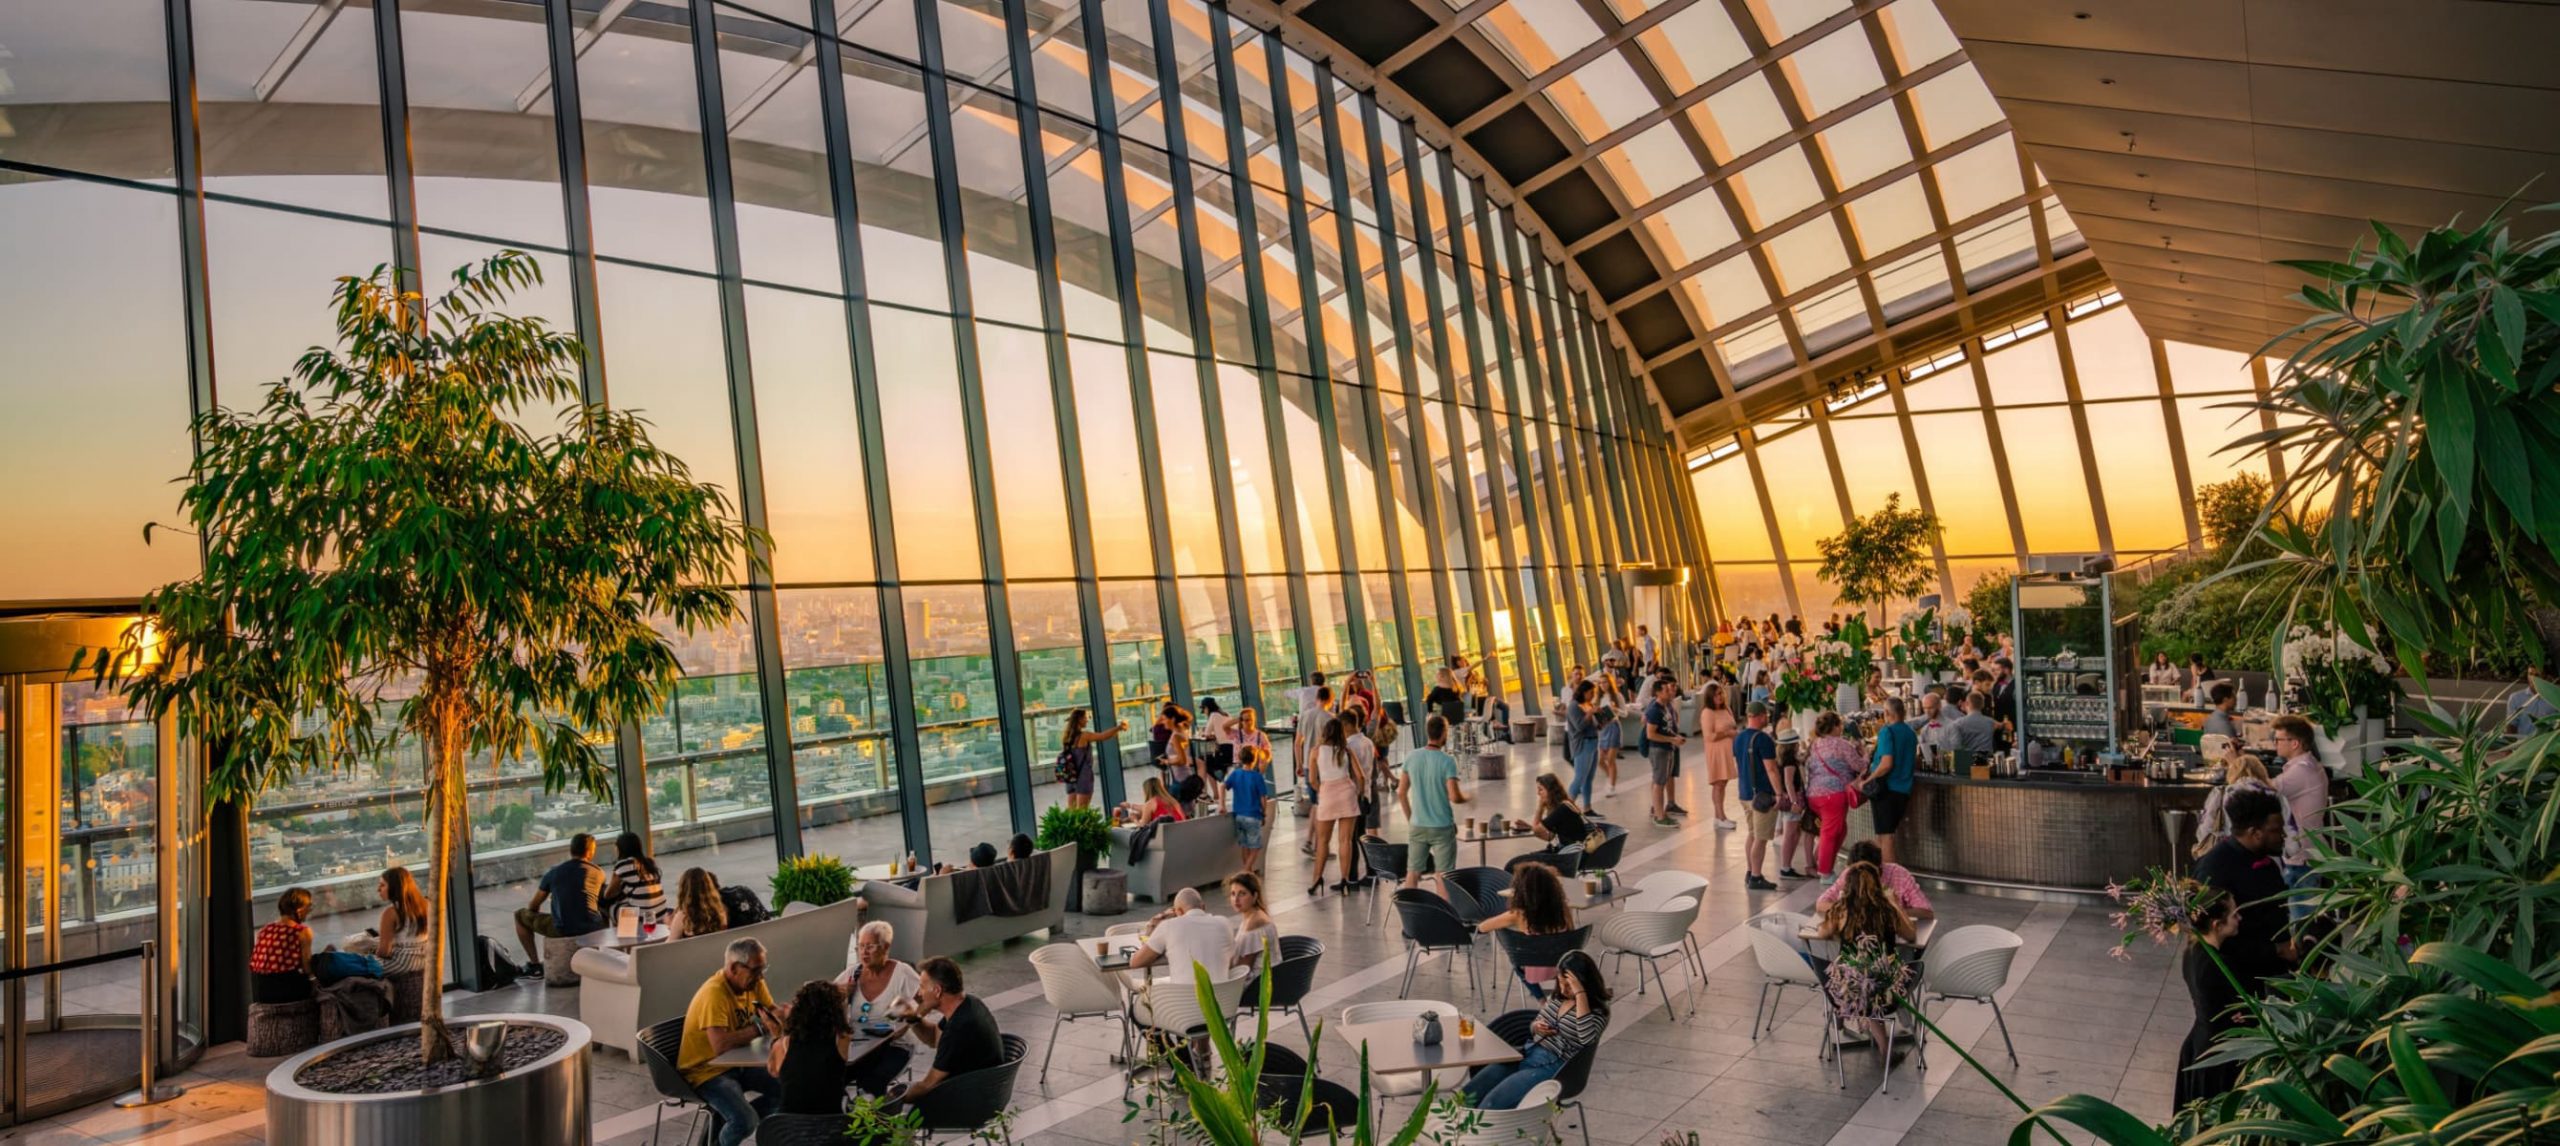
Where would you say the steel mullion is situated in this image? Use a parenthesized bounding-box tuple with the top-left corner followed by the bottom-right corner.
(1561, 292, 1617, 653)
(914, 0, 1037, 841)
(1523, 249, 1597, 667)
(1149, 0, 1262, 715)
(1503, 212, 1588, 676)
(687, 0, 804, 861)
(1264, 42, 1375, 688)
(1405, 138, 1507, 705)
(1569, 299, 1630, 631)
(805, 0, 931, 856)
(1360, 95, 1459, 675)
(1076, 0, 1192, 739)
(1208, 12, 1317, 703)
(1468, 196, 1562, 701)
(2150, 336, 2204, 551)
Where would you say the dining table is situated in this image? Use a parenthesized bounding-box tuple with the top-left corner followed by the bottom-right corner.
(1796, 915, 1940, 951)
(1334, 1010, 1520, 1076)
(711, 1028, 898, 1069)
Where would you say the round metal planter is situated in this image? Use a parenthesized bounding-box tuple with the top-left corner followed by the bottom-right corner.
(265, 1014, 592, 1146)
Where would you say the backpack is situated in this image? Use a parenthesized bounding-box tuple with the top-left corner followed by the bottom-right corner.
(720, 884, 772, 927)
(476, 935, 525, 986)
(1052, 745, 1084, 786)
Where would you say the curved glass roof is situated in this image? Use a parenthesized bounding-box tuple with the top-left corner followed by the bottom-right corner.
(1281, 0, 2091, 422)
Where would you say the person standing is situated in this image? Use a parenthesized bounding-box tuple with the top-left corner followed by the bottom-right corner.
(1397, 716, 1468, 888)
(1591, 670, 1625, 795)
(1698, 683, 1738, 830)
(1948, 690, 1999, 759)
(2194, 745, 2278, 856)
(2175, 893, 2247, 1107)
(679, 938, 782, 1146)
(1802, 713, 1864, 878)
(1562, 680, 1601, 808)
(1307, 718, 1366, 897)
(2269, 715, 2329, 920)
(1636, 624, 1657, 674)
(513, 833, 610, 977)
(1641, 677, 1686, 827)
(1057, 708, 1125, 812)
(1296, 686, 1339, 852)
(1224, 744, 1274, 875)
(1861, 697, 1918, 865)
(2146, 651, 2183, 687)
(1733, 703, 1782, 892)
(2192, 788, 2296, 994)
(2201, 682, 2240, 741)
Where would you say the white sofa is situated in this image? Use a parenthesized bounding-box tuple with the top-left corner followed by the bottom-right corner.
(856, 847, 1074, 966)
(568, 896, 864, 1057)
(1109, 813, 1245, 902)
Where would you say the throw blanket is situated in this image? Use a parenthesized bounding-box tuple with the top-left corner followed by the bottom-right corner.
(317, 975, 394, 1039)
(949, 857, 1052, 923)
(1120, 819, 1164, 865)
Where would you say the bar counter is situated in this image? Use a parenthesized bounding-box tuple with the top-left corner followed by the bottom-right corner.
(1898, 772, 2211, 901)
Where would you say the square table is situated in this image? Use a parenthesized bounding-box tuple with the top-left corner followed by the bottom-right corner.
(1335, 1012, 1520, 1076)
(711, 1030, 895, 1069)
(1455, 824, 1538, 867)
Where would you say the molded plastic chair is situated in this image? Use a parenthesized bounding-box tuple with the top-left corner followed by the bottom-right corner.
(1579, 825, 1630, 873)
(1391, 889, 1481, 1006)
(1433, 1079, 1561, 1145)
(1595, 896, 1700, 1021)
(1029, 942, 1133, 1084)
(1505, 844, 1582, 877)
(637, 1016, 710, 1146)
(1440, 866, 1513, 929)
(1251, 1042, 1364, 1136)
(1619, 870, 1710, 977)
(909, 1033, 1027, 1140)
(1743, 911, 1820, 1042)
(1341, 999, 1463, 1120)
(1918, 925, 2025, 1066)
(1486, 1009, 1598, 1146)
(1492, 925, 1592, 1012)
(1236, 935, 1325, 1046)
(1360, 836, 1411, 925)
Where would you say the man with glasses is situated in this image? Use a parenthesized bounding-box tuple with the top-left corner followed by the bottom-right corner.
(679, 937, 782, 1146)
(2268, 715, 2330, 920)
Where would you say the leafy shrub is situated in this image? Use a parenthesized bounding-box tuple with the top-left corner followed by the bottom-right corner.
(1035, 804, 1113, 867)
(1963, 569, 2013, 641)
(769, 854, 855, 910)
(2195, 474, 2270, 552)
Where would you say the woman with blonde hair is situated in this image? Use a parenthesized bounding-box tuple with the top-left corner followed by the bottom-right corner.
(670, 867, 728, 939)
(2193, 746, 2279, 856)
(375, 866, 433, 979)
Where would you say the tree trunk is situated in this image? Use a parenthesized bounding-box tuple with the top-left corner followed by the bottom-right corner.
(419, 708, 462, 1064)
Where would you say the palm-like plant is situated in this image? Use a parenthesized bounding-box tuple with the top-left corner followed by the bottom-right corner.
(88, 253, 754, 1062)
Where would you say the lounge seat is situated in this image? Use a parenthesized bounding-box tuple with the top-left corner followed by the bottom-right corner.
(1109, 814, 1244, 902)
(857, 846, 1074, 965)
(568, 896, 863, 1058)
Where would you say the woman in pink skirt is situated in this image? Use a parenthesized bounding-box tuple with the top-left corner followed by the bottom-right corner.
(1308, 716, 1367, 897)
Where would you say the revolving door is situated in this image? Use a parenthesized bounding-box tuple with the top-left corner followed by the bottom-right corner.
(0, 615, 204, 1124)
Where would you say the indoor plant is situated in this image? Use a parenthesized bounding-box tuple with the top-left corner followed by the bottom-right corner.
(1814, 493, 1942, 627)
(770, 854, 857, 911)
(87, 252, 754, 1073)
(1036, 803, 1114, 913)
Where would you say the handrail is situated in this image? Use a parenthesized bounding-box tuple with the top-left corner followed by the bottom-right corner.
(0, 944, 145, 984)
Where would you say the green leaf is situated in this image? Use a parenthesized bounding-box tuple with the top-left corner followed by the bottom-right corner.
(2006, 1095, 2168, 1146)
(2387, 1022, 2449, 1111)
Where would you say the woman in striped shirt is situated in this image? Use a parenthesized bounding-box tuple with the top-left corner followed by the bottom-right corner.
(608, 831, 668, 927)
(1461, 949, 1611, 1108)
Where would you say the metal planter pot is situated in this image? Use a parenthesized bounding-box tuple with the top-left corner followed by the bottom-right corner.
(266, 1014, 591, 1146)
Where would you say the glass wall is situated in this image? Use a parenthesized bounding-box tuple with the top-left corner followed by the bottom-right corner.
(1688, 290, 2267, 613)
(0, 0, 1694, 896)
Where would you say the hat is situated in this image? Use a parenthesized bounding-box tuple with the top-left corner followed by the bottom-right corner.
(1775, 728, 1802, 744)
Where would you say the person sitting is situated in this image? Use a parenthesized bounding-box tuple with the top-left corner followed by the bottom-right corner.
(1814, 862, 1919, 1058)
(1007, 833, 1036, 862)
(886, 957, 1003, 1110)
(514, 833, 611, 976)
(2201, 681, 2240, 741)
(1526, 773, 1588, 848)
(671, 867, 729, 940)
(250, 887, 318, 1004)
(769, 978, 858, 1116)
(1477, 861, 1577, 999)
(1813, 841, 1935, 919)
(679, 938, 783, 1146)
(1225, 873, 1279, 973)
(374, 866, 433, 989)
(968, 842, 1000, 869)
(1120, 776, 1187, 824)
(606, 831, 669, 929)
(832, 921, 921, 1096)
(1461, 950, 1609, 1108)
(1127, 887, 1240, 1030)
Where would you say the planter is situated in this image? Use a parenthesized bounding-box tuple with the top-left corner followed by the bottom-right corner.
(267, 1014, 591, 1146)
(1065, 843, 1102, 913)
(1835, 683, 1863, 715)
(2314, 706, 2389, 779)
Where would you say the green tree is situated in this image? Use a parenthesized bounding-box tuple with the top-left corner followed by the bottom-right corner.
(1813, 493, 1942, 621)
(1963, 569, 2013, 641)
(89, 254, 754, 1062)
(492, 803, 535, 844)
(2194, 473, 2270, 552)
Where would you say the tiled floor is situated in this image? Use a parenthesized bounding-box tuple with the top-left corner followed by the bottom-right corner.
(3, 736, 2188, 1144)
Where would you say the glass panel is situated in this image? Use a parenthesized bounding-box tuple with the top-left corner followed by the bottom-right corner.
(1910, 64, 2004, 151)
(1765, 217, 1850, 295)
(873, 309, 985, 581)
(1245, 575, 1298, 697)
(196, 0, 387, 216)
(1149, 355, 1224, 574)
(907, 586, 1008, 861)
(1781, 25, 1883, 119)
(748, 286, 873, 584)
(2088, 400, 2190, 551)
(1687, 72, 1790, 164)
(1873, 244, 1953, 321)
(1682, 254, 1769, 326)
(1337, 384, 1389, 570)
(1881, 0, 1961, 71)
(644, 609, 778, 884)
(1011, 583, 1092, 818)
(1819, 103, 1912, 191)
(950, 86, 1044, 329)
(1756, 426, 1842, 562)
(1933, 135, 2024, 225)
(1218, 364, 1287, 575)
(1279, 375, 1342, 572)
(1732, 147, 1823, 230)
(0, 183, 198, 601)
(1549, 52, 1656, 140)
(1098, 580, 1171, 795)
(2164, 339, 2254, 393)
(1829, 414, 1920, 515)
(1907, 410, 2008, 554)
(1070, 341, 1157, 577)
(2176, 394, 2268, 488)
(0, 0, 175, 181)
(1718, 316, 1792, 385)
(403, 0, 566, 248)
(1714, 563, 1793, 624)
(725, 26, 847, 295)
(1599, 123, 1704, 206)
(1953, 208, 2038, 288)
(780, 587, 901, 854)
(1177, 576, 1241, 692)
(1981, 327, 2067, 405)
(841, 56, 950, 312)
(1846, 176, 1934, 257)
(976, 325, 1075, 578)
(1644, 192, 1740, 268)
(1993, 405, 2099, 551)
(1795, 280, 1870, 354)
(2066, 306, 2161, 400)
(577, 1, 714, 270)
(1636, 2, 1750, 94)
(1691, 456, 1772, 561)
(1479, 0, 1604, 74)
(597, 265, 744, 534)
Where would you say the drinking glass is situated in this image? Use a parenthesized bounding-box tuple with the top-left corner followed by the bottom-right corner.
(1457, 1016, 1475, 1040)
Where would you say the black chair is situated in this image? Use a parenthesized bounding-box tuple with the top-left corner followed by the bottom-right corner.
(1236, 935, 1325, 1046)
(910, 1034, 1027, 1141)
(756, 1114, 852, 1145)
(1249, 1043, 1363, 1136)
(1358, 836, 1410, 925)
(637, 1016, 711, 1146)
(1392, 889, 1480, 1007)
(1506, 843, 1583, 877)
(1581, 824, 1630, 873)
(1486, 1009, 1599, 1146)
(1440, 866, 1512, 929)
(1493, 924, 1593, 1012)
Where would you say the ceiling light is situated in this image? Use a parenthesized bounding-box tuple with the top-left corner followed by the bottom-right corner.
(2098, 77, 2115, 85)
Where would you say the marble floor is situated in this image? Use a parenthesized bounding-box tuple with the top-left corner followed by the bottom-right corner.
(1, 736, 2187, 1144)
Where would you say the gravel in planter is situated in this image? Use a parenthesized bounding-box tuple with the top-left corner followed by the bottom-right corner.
(293, 1024, 568, 1094)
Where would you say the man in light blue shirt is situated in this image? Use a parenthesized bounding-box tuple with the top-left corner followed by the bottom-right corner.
(1397, 716, 1469, 887)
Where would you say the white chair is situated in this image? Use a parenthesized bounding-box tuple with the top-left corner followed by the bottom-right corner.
(1432, 1079, 1561, 1144)
(1341, 999, 1463, 1123)
(1616, 871, 1709, 977)
(1593, 896, 1700, 1022)
(1028, 942, 1133, 1085)
(1743, 911, 1820, 1042)
(1917, 924, 2025, 1066)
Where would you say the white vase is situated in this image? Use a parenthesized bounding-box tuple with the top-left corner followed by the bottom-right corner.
(2314, 716, 2362, 778)
(1836, 683, 1863, 714)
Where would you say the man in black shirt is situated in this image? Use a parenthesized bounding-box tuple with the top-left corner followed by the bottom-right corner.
(2191, 788, 2295, 993)
(513, 833, 610, 976)
(891, 956, 1003, 1110)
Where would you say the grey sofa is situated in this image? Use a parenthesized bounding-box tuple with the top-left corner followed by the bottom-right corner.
(856, 846, 1073, 965)
(1110, 813, 1245, 902)
(568, 895, 863, 1057)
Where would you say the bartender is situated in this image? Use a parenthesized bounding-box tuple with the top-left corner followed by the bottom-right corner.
(2200, 682, 2239, 740)
(1948, 690, 1999, 758)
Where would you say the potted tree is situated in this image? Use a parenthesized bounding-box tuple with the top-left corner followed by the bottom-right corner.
(1814, 493, 1942, 631)
(1036, 803, 1114, 913)
(90, 254, 755, 1142)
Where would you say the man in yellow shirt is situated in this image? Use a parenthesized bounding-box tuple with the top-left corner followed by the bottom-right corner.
(678, 937, 780, 1146)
